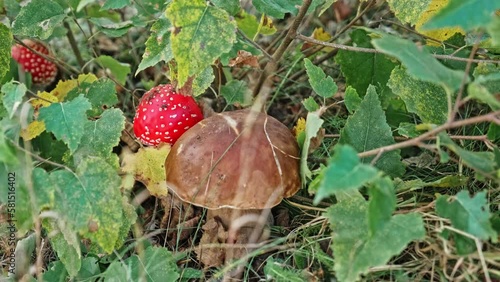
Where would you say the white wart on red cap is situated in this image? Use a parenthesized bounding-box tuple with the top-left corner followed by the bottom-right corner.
(133, 84, 203, 146)
(11, 39, 58, 85)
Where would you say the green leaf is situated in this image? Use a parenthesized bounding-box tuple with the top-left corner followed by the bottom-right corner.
(126, 246, 180, 282)
(314, 145, 379, 204)
(388, 66, 448, 124)
(439, 134, 496, 174)
(1, 82, 26, 119)
(67, 78, 119, 116)
(300, 112, 324, 184)
(436, 191, 498, 255)
(394, 175, 469, 192)
(39, 95, 91, 153)
(101, 0, 130, 10)
(304, 58, 337, 98)
(136, 17, 173, 75)
(0, 23, 12, 81)
(263, 257, 306, 282)
(326, 196, 425, 281)
(42, 260, 69, 282)
(423, 0, 500, 31)
(302, 97, 319, 112)
(0, 131, 17, 165)
(166, 0, 236, 87)
(221, 80, 252, 106)
(387, 0, 431, 25)
(95, 55, 131, 85)
(192, 66, 215, 97)
(43, 218, 82, 277)
(372, 32, 465, 92)
(487, 16, 500, 47)
(368, 177, 396, 236)
(252, 0, 302, 19)
(211, 0, 240, 16)
(89, 18, 134, 37)
(468, 80, 500, 111)
(11, 0, 66, 39)
(72, 109, 125, 168)
(344, 86, 361, 114)
(339, 85, 405, 177)
(235, 10, 261, 39)
(335, 30, 398, 103)
(50, 158, 123, 253)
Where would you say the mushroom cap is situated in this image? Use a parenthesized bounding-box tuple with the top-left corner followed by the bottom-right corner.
(165, 109, 301, 209)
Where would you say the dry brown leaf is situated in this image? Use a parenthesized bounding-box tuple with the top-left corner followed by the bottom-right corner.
(228, 50, 259, 68)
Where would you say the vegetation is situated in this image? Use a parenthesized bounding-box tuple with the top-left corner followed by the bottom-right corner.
(0, 0, 499, 281)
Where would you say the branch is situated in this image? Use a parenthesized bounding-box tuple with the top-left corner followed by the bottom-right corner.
(295, 34, 500, 64)
(252, 0, 313, 102)
(357, 111, 500, 158)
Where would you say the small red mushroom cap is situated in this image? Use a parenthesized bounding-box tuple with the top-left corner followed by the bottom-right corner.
(133, 84, 203, 146)
(11, 39, 58, 85)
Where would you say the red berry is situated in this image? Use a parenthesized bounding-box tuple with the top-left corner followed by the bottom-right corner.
(11, 39, 58, 85)
(133, 84, 203, 146)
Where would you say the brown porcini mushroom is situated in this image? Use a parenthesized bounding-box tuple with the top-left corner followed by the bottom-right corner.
(165, 109, 300, 266)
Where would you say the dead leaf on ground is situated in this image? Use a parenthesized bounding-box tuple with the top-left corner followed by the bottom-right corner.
(229, 50, 259, 68)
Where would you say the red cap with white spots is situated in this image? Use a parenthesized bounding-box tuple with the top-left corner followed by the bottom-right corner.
(11, 39, 58, 85)
(133, 84, 204, 146)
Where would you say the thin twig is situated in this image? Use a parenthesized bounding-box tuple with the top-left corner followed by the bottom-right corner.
(357, 111, 500, 158)
(63, 21, 85, 70)
(295, 34, 500, 64)
(252, 0, 313, 101)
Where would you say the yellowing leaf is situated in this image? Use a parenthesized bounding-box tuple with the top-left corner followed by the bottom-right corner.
(121, 144, 171, 197)
(293, 117, 306, 137)
(51, 74, 98, 101)
(258, 15, 276, 36)
(31, 91, 58, 109)
(21, 120, 46, 140)
(415, 0, 464, 45)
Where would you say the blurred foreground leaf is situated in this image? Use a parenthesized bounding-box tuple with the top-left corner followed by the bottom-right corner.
(0, 23, 12, 81)
(12, 0, 66, 39)
(436, 190, 498, 255)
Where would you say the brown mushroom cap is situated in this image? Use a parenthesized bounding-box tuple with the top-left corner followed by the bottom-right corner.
(165, 109, 301, 209)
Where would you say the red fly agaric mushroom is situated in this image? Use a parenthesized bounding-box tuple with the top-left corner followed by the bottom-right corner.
(165, 109, 300, 266)
(133, 84, 203, 146)
(11, 39, 58, 85)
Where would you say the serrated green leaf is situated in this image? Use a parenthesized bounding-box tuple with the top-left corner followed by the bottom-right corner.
(101, 0, 130, 10)
(368, 177, 396, 236)
(387, 0, 431, 25)
(39, 95, 91, 153)
(300, 112, 324, 184)
(0, 24, 12, 81)
(11, 0, 66, 39)
(50, 158, 123, 253)
(344, 86, 361, 114)
(487, 16, 500, 47)
(372, 32, 465, 92)
(326, 196, 425, 281)
(211, 0, 240, 16)
(221, 80, 252, 106)
(302, 97, 319, 112)
(192, 66, 215, 96)
(95, 55, 131, 85)
(339, 85, 404, 177)
(127, 246, 180, 282)
(166, 0, 236, 87)
(304, 58, 337, 98)
(252, 0, 302, 19)
(423, 0, 500, 31)
(1, 82, 26, 119)
(439, 133, 496, 174)
(436, 190, 498, 255)
(388, 66, 448, 124)
(72, 109, 125, 168)
(136, 17, 173, 75)
(314, 145, 379, 204)
(335, 30, 397, 103)
(67, 78, 119, 116)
